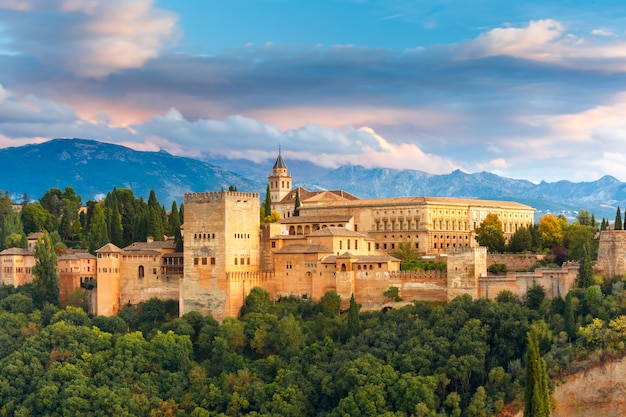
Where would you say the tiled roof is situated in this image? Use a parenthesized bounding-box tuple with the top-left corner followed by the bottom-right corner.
(303, 196, 533, 209)
(123, 241, 175, 251)
(274, 244, 333, 254)
(96, 243, 122, 253)
(307, 226, 367, 238)
(279, 187, 359, 205)
(280, 215, 353, 224)
(0, 247, 31, 256)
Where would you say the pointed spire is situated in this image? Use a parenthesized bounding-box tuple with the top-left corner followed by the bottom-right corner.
(273, 145, 287, 169)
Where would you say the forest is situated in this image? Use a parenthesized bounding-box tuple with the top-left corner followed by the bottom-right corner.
(1, 274, 626, 416)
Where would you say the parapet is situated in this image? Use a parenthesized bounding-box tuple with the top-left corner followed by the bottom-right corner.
(185, 191, 260, 204)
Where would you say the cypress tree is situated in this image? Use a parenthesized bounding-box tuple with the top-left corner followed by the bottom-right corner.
(615, 207, 622, 230)
(524, 327, 550, 417)
(263, 184, 272, 217)
(293, 188, 301, 217)
(347, 293, 360, 338)
(88, 204, 109, 254)
(564, 293, 576, 340)
(576, 245, 594, 288)
(169, 201, 183, 252)
(33, 230, 61, 307)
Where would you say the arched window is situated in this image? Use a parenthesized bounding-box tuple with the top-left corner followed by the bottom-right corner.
(138, 265, 144, 278)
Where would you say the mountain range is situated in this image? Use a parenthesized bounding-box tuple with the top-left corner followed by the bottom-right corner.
(3, 138, 625, 220)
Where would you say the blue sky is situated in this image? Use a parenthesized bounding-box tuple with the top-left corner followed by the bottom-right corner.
(1, 0, 626, 184)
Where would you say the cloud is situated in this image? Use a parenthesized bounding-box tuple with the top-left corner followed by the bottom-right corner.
(459, 19, 626, 72)
(0, 0, 179, 77)
(136, 109, 459, 173)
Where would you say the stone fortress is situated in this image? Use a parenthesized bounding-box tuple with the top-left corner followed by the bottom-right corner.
(0, 152, 590, 320)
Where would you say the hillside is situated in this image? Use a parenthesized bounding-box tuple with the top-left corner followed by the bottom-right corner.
(2, 138, 626, 218)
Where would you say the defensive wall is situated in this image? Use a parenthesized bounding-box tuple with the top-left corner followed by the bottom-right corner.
(597, 230, 626, 278)
(487, 254, 546, 272)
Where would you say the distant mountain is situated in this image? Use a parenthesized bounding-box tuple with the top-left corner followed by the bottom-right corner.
(1, 138, 261, 204)
(1, 138, 624, 220)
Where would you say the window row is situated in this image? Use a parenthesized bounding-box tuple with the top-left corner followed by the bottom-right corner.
(375, 220, 421, 231)
(193, 257, 216, 266)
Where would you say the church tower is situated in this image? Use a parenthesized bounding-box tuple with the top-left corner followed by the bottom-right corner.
(268, 149, 292, 204)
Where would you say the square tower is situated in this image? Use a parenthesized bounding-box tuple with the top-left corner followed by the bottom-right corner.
(181, 191, 260, 320)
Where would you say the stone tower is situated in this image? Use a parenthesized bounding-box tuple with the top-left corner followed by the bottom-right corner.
(94, 243, 122, 316)
(268, 149, 292, 204)
(181, 190, 260, 320)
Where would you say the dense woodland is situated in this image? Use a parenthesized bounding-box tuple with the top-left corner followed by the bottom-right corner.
(0, 188, 625, 415)
(2, 277, 626, 416)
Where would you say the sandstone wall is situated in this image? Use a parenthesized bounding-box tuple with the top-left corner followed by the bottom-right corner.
(487, 253, 545, 272)
(597, 230, 626, 277)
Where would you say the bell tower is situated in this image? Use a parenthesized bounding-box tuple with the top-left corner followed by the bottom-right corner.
(268, 147, 292, 203)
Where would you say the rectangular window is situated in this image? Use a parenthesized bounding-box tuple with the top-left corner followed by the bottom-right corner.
(271, 241, 276, 248)
(240, 257, 244, 265)
(194, 258, 199, 265)
(211, 257, 216, 265)
(234, 258, 238, 265)
(153, 268, 157, 275)
(202, 258, 207, 265)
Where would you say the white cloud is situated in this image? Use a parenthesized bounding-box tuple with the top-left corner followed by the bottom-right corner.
(459, 19, 626, 72)
(0, 0, 180, 77)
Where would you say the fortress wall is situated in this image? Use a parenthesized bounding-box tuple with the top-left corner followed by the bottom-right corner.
(487, 253, 545, 271)
(354, 270, 447, 308)
(597, 231, 626, 278)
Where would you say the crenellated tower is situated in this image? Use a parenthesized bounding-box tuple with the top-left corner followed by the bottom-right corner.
(268, 149, 292, 205)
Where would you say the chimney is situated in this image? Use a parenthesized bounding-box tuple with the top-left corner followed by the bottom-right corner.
(147, 236, 154, 243)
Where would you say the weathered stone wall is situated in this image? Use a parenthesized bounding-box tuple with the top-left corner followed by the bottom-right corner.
(597, 230, 626, 277)
(478, 262, 578, 300)
(487, 253, 545, 272)
(354, 270, 447, 309)
(182, 191, 260, 321)
(447, 247, 487, 301)
(119, 254, 179, 307)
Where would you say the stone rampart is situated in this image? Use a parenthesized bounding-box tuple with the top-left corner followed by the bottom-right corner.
(487, 253, 545, 272)
(184, 191, 260, 204)
(597, 230, 626, 277)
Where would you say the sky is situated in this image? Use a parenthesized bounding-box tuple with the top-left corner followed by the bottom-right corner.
(1, 1, 626, 184)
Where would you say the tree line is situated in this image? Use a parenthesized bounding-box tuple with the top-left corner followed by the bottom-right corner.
(0, 187, 183, 254)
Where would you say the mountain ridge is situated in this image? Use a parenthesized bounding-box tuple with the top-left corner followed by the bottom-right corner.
(2, 138, 624, 219)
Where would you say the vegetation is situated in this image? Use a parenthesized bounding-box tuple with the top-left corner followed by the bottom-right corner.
(0, 275, 624, 416)
(0, 186, 183, 255)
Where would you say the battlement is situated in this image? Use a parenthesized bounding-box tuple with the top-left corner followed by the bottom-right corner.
(185, 191, 260, 204)
(356, 269, 446, 280)
(226, 271, 275, 282)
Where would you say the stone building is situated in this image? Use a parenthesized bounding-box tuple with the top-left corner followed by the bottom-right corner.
(1, 152, 572, 320)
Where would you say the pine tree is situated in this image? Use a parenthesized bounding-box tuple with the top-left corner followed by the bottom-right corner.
(524, 327, 550, 417)
(293, 188, 301, 217)
(33, 230, 60, 307)
(615, 207, 622, 230)
(263, 184, 272, 217)
(590, 213, 596, 228)
(347, 293, 360, 338)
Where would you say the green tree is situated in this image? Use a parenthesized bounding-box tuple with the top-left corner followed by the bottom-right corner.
(320, 290, 342, 317)
(576, 245, 594, 289)
(88, 204, 109, 253)
(347, 293, 360, 338)
(508, 226, 532, 253)
(169, 201, 183, 252)
(21, 202, 55, 234)
(32, 230, 60, 307)
(565, 223, 596, 260)
(263, 184, 272, 217)
(391, 240, 417, 261)
(615, 207, 623, 230)
(576, 209, 591, 226)
(475, 214, 505, 253)
(147, 190, 165, 241)
(383, 286, 402, 302)
(293, 188, 301, 217)
(524, 328, 550, 417)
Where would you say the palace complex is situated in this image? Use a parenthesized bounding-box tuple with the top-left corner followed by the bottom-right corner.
(1, 152, 584, 320)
